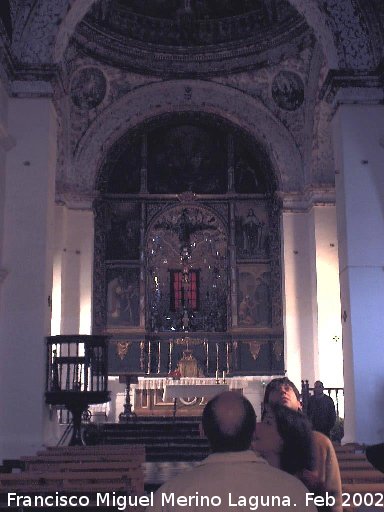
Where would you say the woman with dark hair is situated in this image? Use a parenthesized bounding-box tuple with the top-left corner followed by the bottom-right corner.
(253, 403, 328, 510)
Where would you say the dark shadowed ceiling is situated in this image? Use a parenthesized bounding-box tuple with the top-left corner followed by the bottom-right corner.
(85, 0, 304, 47)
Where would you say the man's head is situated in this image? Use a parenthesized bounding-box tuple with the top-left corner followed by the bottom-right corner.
(202, 391, 256, 452)
(263, 377, 301, 411)
(313, 380, 324, 397)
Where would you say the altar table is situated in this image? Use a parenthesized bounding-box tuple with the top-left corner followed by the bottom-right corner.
(163, 383, 229, 401)
(163, 383, 229, 417)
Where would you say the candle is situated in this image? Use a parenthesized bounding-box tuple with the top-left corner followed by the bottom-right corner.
(215, 370, 219, 381)
(222, 371, 226, 382)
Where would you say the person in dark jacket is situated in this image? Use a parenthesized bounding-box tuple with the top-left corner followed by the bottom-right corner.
(366, 443, 384, 473)
(307, 381, 336, 438)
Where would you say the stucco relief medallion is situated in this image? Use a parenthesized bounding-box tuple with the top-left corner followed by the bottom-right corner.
(70, 67, 107, 109)
(271, 71, 304, 111)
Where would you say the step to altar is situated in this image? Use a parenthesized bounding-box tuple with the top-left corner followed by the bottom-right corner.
(83, 416, 211, 462)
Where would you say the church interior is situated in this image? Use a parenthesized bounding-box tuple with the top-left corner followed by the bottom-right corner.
(0, 0, 384, 495)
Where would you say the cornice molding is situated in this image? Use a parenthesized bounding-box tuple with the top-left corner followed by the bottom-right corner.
(74, 19, 311, 77)
(1, 41, 58, 98)
(320, 67, 384, 107)
(278, 187, 336, 212)
(55, 190, 96, 210)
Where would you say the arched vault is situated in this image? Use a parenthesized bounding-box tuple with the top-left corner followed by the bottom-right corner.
(10, 0, 379, 70)
(70, 79, 303, 195)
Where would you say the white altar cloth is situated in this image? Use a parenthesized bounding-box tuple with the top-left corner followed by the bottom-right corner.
(134, 377, 245, 391)
(163, 383, 229, 402)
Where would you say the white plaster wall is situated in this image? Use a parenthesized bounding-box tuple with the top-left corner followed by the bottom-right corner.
(313, 205, 343, 389)
(282, 210, 318, 387)
(51, 204, 65, 335)
(0, 98, 57, 459)
(333, 104, 384, 444)
(59, 207, 94, 335)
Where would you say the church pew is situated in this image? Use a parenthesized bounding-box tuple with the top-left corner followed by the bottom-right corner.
(22, 454, 144, 465)
(342, 482, 384, 497)
(23, 460, 142, 473)
(39, 444, 145, 455)
(336, 452, 367, 461)
(0, 470, 144, 493)
(43, 443, 144, 450)
(334, 443, 364, 452)
(340, 469, 384, 483)
(34, 452, 145, 463)
(339, 460, 375, 471)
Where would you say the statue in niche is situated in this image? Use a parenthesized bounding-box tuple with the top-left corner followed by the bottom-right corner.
(242, 209, 265, 256)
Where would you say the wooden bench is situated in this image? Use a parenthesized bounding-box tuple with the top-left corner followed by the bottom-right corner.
(339, 460, 375, 471)
(334, 443, 364, 453)
(341, 469, 384, 483)
(22, 454, 144, 467)
(24, 460, 142, 473)
(336, 452, 368, 461)
(41, 444, 144, 453)
(342, 482, 384, 492)
(0, 470, 143, 493)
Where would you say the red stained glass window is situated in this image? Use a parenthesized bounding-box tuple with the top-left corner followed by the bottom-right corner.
(170, 270, 199, 311)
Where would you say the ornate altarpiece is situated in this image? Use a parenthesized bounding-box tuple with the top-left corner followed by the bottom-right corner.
(93, 119, 285, 389)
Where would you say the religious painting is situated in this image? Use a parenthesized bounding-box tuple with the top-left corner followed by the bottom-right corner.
(106, 267, 140, 327)
(147, 123, 227, 194)
(234, 137, 270, 194)
(235, 202, 269, 259)
(271, 70, 304, 111)
(237, 264, 272, 327)
(70, 67, 107, 110)
(105, 134, 141, 193)
(105, 202, 141, 261)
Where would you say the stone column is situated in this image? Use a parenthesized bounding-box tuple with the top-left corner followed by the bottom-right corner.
(57, 204, 94, 335)
(331, 97, 384, 443)
(311, 204, 343, 389)
(282, 195, 343, 392)
(281, 202, 318, 386)
(0, 97, 57, 459)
